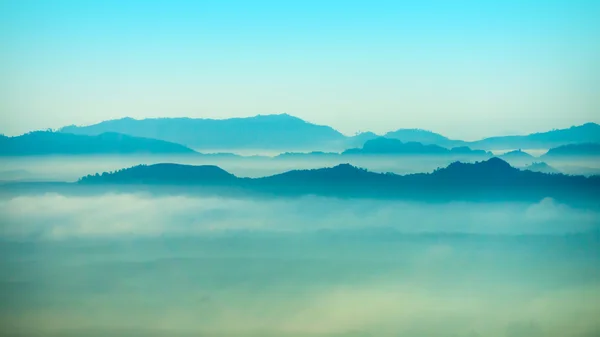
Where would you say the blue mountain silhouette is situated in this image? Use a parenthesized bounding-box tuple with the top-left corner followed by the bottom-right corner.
(0, 131, 197, 155)
(59, 114, 599, 151)
(499, 149, 535, 160)
(78, 158, 599, 202)
(469, 123, 600, 150)
(542, 143, 600, 157)
(523, 162, 561, 174)
(83, 163, 236, 184)
(60, 114, 346, 150)
(384, 129, 465, 148)
(342, 137, 490, 156)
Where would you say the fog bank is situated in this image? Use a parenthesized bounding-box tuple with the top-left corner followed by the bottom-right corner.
(1, 194, 599, 239)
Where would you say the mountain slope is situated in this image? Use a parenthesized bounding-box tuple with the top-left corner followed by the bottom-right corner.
(77, 158, 599, 202)
(384, 129, 465, 148)
(80, 164, 235, 184)
(60, 114, 346, 150)
(0, 131, 197, 156)
(523, 162, 561, 174)
(343, 137, 490, 156)
(58, 115, 600, 152)
(469, 123, 600, 150)
(346, 131, 380, 147)
(542, 143, 600, 157)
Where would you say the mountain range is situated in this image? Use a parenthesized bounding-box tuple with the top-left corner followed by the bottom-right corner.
(60, 114, 346, 151)
(0, 131, 197, 156)
(57, 114, 600, 151)
(4, 130, 599, 161)
(499, 149, 535, 160)
(76, 158, 599, 203)
(468, 123, 600, 150)
(542, 143, 600, 158)
(523, 162, 561, 174)
(342, 137, 491, 156)
(275, 138, 490, 159)
(382, 129, 465, 148)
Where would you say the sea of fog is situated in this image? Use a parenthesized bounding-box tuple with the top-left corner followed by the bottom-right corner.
(1, 193, 599, 337)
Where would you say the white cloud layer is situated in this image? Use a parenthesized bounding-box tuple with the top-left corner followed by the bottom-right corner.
(1, 193, 598, 239)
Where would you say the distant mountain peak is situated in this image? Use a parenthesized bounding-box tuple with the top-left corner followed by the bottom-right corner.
(576, 122, 599, 128)
(523, 162, 561, 174)
(435, 157, 515, 177)
(255, 113, 296, 119)
(543, 142, 600, 157)
(500, 149, 534, 159)
(331, 163, 359, 171)
(482, 157, 513, 168)
(386, 128, 448, 138)
(59, 114, 345, 150)
(79, 163, 235, 184)
(0, 131, 197, 156)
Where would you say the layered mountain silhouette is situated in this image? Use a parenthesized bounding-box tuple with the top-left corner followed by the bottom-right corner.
(58, 114, 599, 151)
(273, 138, 490, 159)
(60, 114, 346, 150)
(468, 123, 600, 150)
(542, 143, 600, 158)
(383, 129, 465, 148)
(346, 131, 380, 148)
(499, 149, 535, 160)
(342, 137, 490, 156)
(523, 162, 561, 174)
(79, 158, 599, 202)
(81, 163, 237, 184)
(499, 149, 535, 163)
(0, 131, 197, 156)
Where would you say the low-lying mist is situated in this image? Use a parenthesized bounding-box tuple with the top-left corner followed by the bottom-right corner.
(1, 193, 599, 239)
(1, 193, 599, 337)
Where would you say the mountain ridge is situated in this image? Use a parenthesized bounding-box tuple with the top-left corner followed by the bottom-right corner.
(76, 158, 600, 203)
(57, 114, 600, 151)
(0, 131, 197, 156)
(60, 114, 346, 151)
(542, 143, 600, 158)
(342, 137, 491, 156)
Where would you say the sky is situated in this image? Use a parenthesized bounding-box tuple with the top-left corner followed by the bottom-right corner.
(1, 0, 599, 140)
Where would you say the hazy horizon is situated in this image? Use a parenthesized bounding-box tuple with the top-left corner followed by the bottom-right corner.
(2, 0, 600, 139)
(4, 114, 600, 141)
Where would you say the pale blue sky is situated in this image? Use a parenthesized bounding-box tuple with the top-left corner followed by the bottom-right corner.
(1, 0, 599, 139)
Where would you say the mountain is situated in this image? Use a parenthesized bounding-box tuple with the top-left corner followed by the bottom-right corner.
(542, 143, 600, 157)
(469, 123, 600, 150)
(381, 123, 600, 151)
(346, 131, 380, 147)
(0, 131, 197, 156)
(523, 162, 561, 174)
(57, 115, 600, 152)
(384, 129, 465, 148)
(342, 137, 490, 156)
(77, 158, 599, 203)
(80, 164, 236, 184)
(499, 149, 535, 160)
(60, 114, 346, 151)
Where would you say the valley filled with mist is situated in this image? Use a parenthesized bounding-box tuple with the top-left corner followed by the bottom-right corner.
(1, 115, 600, 337)
(1, 193, 599, 337)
